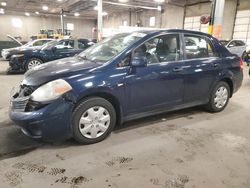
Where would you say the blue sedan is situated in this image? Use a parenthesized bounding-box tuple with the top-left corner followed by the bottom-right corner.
(8, 38, 94, 73)
(9, 29, 243, 144)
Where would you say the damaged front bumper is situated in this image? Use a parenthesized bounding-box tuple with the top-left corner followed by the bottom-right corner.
(9, 92, 76, 141)
(8, 56, 26, 73)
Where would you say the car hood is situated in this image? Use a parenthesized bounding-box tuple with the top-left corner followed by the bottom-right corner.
(5, 46, 41, 53)
(7, 34, 23, 46)
(23, 57, 102, 86)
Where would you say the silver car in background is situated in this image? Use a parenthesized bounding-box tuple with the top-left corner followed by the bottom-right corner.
(220, 39, 249, 58)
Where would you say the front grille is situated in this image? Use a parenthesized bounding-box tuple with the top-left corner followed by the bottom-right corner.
(11, 84, 37, 112)
(11, 96, 29, 112)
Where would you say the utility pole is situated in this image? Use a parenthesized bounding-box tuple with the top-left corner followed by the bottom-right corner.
(208, 0, 225, 38)
(60, 8, 65, 35)
(97, 0, 103, 41)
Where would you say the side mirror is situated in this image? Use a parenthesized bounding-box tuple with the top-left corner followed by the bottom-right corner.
(131, 54, 147, 67)
(228, 44, 234, 48)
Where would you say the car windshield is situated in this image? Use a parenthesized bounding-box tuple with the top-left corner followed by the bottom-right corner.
(41, 40, 60, 50)
(23, 41, 34, 47)
(78, 32, 146, 62)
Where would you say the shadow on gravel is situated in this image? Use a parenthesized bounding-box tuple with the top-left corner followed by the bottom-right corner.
(0, 102, 242, 160)
(0, 126, 44, 160)
(114, 106, 205, 133)
(1, 107, 205, 156)
(0, 70, 8, 75)
(0, 71, 24, 75)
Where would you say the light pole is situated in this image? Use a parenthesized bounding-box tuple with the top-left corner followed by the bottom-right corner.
(60, 8, 65, 35)
(97, 0, 103, 41)
(208, 0, 225, 39)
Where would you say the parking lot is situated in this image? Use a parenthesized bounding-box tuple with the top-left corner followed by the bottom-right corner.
(0, 59, 249, 187)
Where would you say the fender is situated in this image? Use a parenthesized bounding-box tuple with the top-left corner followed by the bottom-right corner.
(75, 86, 125, 126)
(209, 69, 234, 98)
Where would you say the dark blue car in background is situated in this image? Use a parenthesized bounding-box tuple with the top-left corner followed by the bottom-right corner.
(9, 29, 243, 144)
(8, 38, 94, 72)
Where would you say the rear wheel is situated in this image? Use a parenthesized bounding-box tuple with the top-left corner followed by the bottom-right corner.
(25, 58, 43, 71)
(205, 81, 230, 112)
(72, 97, 116, 144)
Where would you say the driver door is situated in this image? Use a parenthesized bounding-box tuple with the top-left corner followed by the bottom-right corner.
(125, 34, 185, 115)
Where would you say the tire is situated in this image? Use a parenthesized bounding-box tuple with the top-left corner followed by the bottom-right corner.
(72, 97, 116, 144)
(25, 58, 43, 71)
(205, 81, 230, 112)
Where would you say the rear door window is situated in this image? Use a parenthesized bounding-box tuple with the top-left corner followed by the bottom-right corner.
(184, 35, 217, 59)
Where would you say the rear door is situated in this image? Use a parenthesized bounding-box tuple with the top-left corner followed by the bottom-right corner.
(182, 34, 222, 103)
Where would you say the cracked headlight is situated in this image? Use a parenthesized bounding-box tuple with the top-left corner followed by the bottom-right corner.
(30, 79, 72, 103)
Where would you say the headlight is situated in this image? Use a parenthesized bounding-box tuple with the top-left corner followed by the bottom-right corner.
(12, 54, 24, 58)
(30, 79, 72, 103)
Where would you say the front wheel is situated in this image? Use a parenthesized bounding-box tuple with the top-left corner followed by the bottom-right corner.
(25, 58, 43, 71)
(205, 81, 230, 112)
(72, 97, 116, 144)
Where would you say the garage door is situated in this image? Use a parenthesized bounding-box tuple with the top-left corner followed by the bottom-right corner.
(184, 16, 209, 33)
(233, 10, 250, 45)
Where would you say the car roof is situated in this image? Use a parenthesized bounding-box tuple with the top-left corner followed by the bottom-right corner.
(34, 38, 54, 41)
(138, 29, 213, 38)
(56, 38, 89, 41)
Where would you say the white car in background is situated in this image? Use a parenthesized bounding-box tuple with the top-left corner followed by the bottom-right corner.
(220, 39, 249, 58)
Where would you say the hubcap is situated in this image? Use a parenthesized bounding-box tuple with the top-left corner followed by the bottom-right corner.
(214, 86, 228, 109)
(78, 106, 110, 139)
(28, 60, 41, 70)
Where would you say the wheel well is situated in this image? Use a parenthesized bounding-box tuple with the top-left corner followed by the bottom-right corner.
(24, 57, 44, 69)
(220, 78, 233, 97)
(78, 92, 122, 126)
(28, 57, 44, 63)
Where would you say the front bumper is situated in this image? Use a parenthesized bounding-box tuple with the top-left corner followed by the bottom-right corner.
(9, 98, 74, 141)
(9, 56, 25, 71)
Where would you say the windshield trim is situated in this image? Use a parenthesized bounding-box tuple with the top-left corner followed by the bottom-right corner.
(78, 32, 147, 64)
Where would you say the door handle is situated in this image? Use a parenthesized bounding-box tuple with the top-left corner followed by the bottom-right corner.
(173, 67, 183, 72)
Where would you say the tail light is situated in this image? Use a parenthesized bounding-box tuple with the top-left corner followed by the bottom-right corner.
(240, 58, 243, 71)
